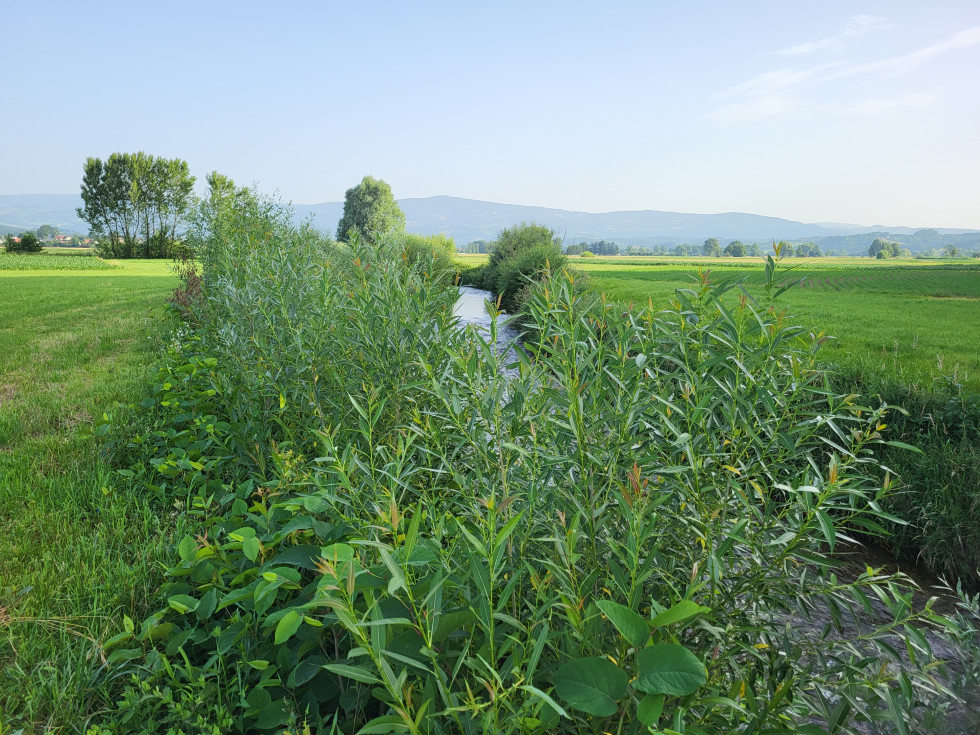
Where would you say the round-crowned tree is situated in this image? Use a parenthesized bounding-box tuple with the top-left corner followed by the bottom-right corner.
(336, 176, 406, 243)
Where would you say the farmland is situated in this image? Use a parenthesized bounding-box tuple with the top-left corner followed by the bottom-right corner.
(0, 250, 117, 272)
(516, 255, 980, 392)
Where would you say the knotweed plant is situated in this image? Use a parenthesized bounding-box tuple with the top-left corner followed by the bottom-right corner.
(95, 198, 962, 734)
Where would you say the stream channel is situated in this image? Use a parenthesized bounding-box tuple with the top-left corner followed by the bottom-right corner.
(453, 286, 523, 369)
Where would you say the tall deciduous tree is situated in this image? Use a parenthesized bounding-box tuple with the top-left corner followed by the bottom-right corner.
(336, 176, 405, 242)
(703, 238, 721, 257)
(36, 224, 59, 240)
(76, 152, 195, 258)
(724, 240, 747, 257)
(869, 238, 900, 259)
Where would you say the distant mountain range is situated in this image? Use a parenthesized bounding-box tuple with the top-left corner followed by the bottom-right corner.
(3, 193, 978, 250)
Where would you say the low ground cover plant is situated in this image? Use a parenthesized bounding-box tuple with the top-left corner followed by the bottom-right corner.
(91, 198, 971, 734)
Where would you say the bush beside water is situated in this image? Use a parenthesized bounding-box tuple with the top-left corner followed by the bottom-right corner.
(831, 365, 980, 589)
(92, 197, 975, 733)
(466, 222, 566, 314)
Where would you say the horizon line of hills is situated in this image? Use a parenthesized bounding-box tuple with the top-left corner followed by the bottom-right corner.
(2, 193, 978, 255)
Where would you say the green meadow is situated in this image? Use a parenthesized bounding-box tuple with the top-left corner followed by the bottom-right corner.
(0, 256, 176, 730)
(570, 256, 980, 392)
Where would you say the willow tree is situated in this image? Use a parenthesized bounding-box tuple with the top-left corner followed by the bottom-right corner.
(77, 152, 195, 258)
(336, 175, 405, 243)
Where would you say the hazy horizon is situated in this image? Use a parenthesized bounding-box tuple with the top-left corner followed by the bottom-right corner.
(2, 1, 978, 229)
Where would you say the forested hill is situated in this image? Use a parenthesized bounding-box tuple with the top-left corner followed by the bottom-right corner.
(3, 193, 978, 251)
(295, 196, 980, 249)
(296, 196, 860, 245)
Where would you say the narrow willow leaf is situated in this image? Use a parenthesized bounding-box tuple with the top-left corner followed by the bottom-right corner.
(322, 662, 382, 684)
(815, 509, 836, 552)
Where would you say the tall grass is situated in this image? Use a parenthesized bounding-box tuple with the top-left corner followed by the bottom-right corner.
(830, 364, 980, 588)
(92, 200, 971, 733)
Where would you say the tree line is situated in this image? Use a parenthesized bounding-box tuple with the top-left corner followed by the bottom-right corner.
(77, 152, 196, 258)
(73, 157, 427, 260)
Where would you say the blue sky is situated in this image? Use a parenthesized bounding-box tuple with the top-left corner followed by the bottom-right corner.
(2, 1, 978, 227)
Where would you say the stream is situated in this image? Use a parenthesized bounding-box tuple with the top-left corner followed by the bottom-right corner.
(453, 286, 523, 369)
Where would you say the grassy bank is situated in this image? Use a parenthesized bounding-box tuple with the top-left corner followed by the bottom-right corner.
(0, 259, 176, 731)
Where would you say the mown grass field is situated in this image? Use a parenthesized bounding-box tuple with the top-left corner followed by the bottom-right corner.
(0, 256, 176, 731)
(457, 254, 980, 392)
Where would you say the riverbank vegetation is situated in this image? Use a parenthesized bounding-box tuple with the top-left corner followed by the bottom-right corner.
(551, 255, 980, 592)
(69, 195, 977, 733)
(463, 222, 566, 313)
(4, 194, 978, 732)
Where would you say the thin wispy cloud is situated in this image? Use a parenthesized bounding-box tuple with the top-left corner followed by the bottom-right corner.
(719, 65, 840, 100)
(820, 93, 937, 117)
(827, 26, 980, 79)
(707, 24, 980, 123)
(775, 15, 889, 56)
(705, 94, 803, 123)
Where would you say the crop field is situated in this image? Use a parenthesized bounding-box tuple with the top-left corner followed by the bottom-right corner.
(556, 256, 980, 392)
(0, 251, 116, 271)
(0, 260, 176, 728)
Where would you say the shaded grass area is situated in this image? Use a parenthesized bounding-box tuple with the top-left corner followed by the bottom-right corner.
(0, 261, 177, 732)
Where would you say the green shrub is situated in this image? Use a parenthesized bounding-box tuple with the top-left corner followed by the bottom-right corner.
(831, 365, 980, 589)
(397, 232, 458, 281)
(95, 201, 963, 734)
(495, 242, 566, 313)
(4, 232, 43, 253)
(474, 222, 559, 291)
(580, 250, 595, 258)
(468, 222, 566, 313)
